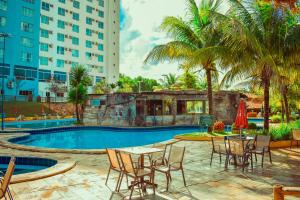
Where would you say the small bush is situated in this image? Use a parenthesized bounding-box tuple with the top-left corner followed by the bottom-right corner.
(248, 122, 257, 130)
(269, 123, 292, 141)
(247, 112, 257, 118)
(213, 121, 225, 133)
(270, 115, 282, 123)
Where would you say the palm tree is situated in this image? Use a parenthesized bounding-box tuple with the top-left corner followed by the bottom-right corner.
(144, 0, 222, 117)
(68, 65, 92, 123)
(219, 0, 300, 132)
(159, 73, 177, 89)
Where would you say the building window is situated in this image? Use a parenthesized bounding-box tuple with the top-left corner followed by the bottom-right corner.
(41, 2, 50, 11)
(98, 44, 103, 51)
(57, 33, 64, 42)
(98, 22, 104, 29)
(99, 0, 104, 7)
(0, 16, 6, 27)
(73, 12, 79, 21)
(21, 22, 33, 32)
(98, 55, 103, 62)
(21, 52, 32, 62)
(14, 66, 37, 80)
(54, 71, 67, 83)
(95, 76, 102, 83)
(86, 28, 92, 36)
(86, 6, 92, 13)
(86, 17, 92, 25)
(72, 49, 79, 57)
(147, 100, 163, 116)
(186, 101, 205, 114)
(40, 29, 49, 38)
(87, 0, 92, 2)
(56, 59, 64, 68)
(58, 0, 65, 3)
(57, 20, 65, 29)
(72, 37, 79, 45)
(72, 62, 78, 68)
(58, 7, 65, 16)
(40, 56, 48, 65)
(98, 10, 104, 17)
(22, 7, 34, 17)
(85, 52, 92, 60)
(0, 0, 7, 11)
(98, 32, 103, 40)
(57, 46, 64, 55)
(41, 15, 49, 24)
(19, 90, 33, 96)
(99, 66, 104, 73)
(86, 40, 92, 48)
(0, 65, 10, 77)
(73, 0, 80, 9)
(72, 24, 79, 33)
(21, 37, 33, 47)
(39, 69, 51, 82)
(40, 43, 48, 52)
(23, 0, 35, 4)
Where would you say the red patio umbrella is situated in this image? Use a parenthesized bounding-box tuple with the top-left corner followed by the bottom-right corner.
(235, 99, 248, 138)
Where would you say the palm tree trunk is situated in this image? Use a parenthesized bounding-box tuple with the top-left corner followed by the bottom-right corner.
(206, 69, 213, 115)
(263, 73, 270, 133)
(206, 69, 213, 133)
(280, 98, 285, 121)
(282, 86, 290, 123)
(75, 103, 80, 123)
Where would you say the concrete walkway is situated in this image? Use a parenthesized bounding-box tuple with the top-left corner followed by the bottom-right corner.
(1, 141, 299, 199)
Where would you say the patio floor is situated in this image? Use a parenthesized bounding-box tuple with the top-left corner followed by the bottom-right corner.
(1, 140, 300, 200)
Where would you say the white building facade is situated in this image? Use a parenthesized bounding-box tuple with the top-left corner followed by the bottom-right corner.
(38, 0, 120, 99)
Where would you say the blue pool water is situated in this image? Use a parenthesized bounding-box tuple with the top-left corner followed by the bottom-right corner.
(0, 156, 57, 175)
(248, 118, 264, 123)
(5, 118, 76, 129)
(10, 127, 201, 149)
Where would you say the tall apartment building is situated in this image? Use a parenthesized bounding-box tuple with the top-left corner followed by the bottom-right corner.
(0, 0, 120, 100)
(0, 0, 41, 100)
(39, 0, 120, 98)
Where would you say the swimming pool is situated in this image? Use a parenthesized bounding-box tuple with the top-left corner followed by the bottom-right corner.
(9, 126, 200, 149)
(248, 118, 264, 124)
(0, 156, 57, 175)
(5, 118, 76, 129)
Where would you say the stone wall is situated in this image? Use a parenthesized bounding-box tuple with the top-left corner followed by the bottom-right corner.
(83, 91, 241, 126)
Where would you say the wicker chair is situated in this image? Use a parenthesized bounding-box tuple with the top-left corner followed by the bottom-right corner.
(210, 137, 228, 166)
(0, 157, 16, 200)
(105, 149, 125, 191)
(153, 145, 186, 191)
(119, 152, 155, 199)
(290, 129, 300, 148)
(252, 135, 272, 167)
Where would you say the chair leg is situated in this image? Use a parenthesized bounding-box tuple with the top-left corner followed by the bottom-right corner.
(219, 152, 222, 163)
(105, 167, 111, 185)
(117, 172, 124, 192)
(115, 171, 122, 192)
(261, 153, 265, 168)
(250, 153, 253, 170)
(151, 171, 156, 195)
(290, 140, 293, 149)
(268, 150, 272, 164)
(129, 177, 137, 200)
(181, 168, 187, 187)
(255, 153, 257, 162)
(7, 187, 13, 200)
(166, 172, 170, 192)
(210, 151, 214, 166)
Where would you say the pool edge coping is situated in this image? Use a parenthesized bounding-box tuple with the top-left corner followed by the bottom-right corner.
(0, 133, 180, 154)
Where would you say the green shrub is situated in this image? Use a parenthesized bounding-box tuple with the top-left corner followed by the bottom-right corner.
(290, 120, 300, 129)
(269, 123, 292, 141)
(248, 122, 257, 130)
(270, 115, 282, 123)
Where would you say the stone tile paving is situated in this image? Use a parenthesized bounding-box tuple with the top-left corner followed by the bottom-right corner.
(0, 140, 299, 199)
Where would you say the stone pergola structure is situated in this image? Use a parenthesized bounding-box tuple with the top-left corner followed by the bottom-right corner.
(83, 90, 242, 127)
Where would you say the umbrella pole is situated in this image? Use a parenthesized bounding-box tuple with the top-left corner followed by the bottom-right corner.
(240, 128, 242, 139)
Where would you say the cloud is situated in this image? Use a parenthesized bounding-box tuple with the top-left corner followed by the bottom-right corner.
(120, 0, 187, 79)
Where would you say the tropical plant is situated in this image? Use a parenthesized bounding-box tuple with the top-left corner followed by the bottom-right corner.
(213, 121, 225, 133)
(219, 0, 300, 132)
(144, 0, 223, 117)
(117, 74, 160, 92)
(68, 65, 92, 123)
(159, 73, 177, 89)
(93, 80, 112, 94)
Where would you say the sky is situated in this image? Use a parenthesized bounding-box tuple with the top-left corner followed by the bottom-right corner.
(119, 0, 187, 80)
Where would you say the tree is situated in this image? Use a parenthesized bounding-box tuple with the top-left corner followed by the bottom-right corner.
(144, 0, 222, 116)
(159, 73, 177, 89)
(68, 65, 92, 123)
(219, 0, 300, 132)
(93, 80, 112, 94)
